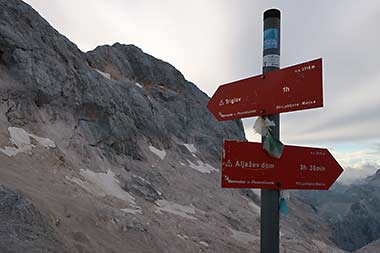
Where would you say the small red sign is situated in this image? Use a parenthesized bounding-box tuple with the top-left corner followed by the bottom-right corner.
(222, 140, 343, 190)
(208, 58, 323, 121)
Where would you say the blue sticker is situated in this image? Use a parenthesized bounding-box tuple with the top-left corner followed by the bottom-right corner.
(264, 28, 279, 50)
(279, 198, 289, 216)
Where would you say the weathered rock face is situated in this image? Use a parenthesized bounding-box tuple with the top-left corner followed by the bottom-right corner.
(0, 185, 66, 252)
(85, 43, 245, 162)
(367, 169, 380, 186)
(0, 0, 244, 163)
(0, 0, 346, 252)
(334, 184, 380, 251)
(355, 238, 380, 253)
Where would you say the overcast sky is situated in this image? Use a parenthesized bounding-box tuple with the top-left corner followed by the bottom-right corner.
(24, 0, 380, 183)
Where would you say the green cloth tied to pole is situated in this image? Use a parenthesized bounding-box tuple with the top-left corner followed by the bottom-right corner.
(263, 131, 284, 159)
(253, 116, 284, 158)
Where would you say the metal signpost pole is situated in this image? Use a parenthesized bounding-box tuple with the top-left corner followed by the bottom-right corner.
(261, 8, 281, 253)
(208, 5, 342, 252)
(208, 6, 342, 252)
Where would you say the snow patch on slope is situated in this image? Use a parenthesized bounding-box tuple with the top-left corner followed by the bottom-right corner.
(94, 68, 112, 79)
(66, 169, 140, 211)
(155, 199, 200, 220)
(121, 208, 142, 215)
(177, 234, 189, 240)
(135, 82, 143, 88)
(30, 134, 56, 148)
(251, 189, 261, 197)
(132, 175, 162, 197)
(0, 127, 56, 157)
(187, 160, 218, 174)
(199, 241, 209, 247)
(149, 146, 166, 160)
(184, 143, 197, 154)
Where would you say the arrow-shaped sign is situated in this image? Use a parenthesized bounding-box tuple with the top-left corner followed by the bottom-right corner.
(208, 58, 323, 121)
(222, 140, 343, 190)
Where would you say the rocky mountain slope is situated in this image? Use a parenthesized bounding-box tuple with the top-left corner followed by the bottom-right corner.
(355, 238, 380, 253)
(0, 185, 66, 252)
(0, 0, 346, 252)
(297, 169, 380, 252)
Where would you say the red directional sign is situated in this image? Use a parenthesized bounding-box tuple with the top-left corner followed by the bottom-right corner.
(222, 140, 343, 190)
(208, 58, 323, 121)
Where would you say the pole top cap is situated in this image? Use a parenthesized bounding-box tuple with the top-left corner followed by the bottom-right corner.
(264, 9, 281, 19)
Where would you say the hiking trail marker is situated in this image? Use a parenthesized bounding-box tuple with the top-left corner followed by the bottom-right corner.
(207, 58, 323, 121)
(207, 8, 343, 253)
(222, 140, 343, 190)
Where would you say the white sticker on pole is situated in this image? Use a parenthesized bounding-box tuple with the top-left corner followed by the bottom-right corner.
(263, 54, 280, 68)
(253, 116, 275, 136)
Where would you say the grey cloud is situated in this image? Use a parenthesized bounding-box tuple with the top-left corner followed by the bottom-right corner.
(338, 163, 379, 185)
(370, 143, 380, 154)
(282, 100, 380, 143)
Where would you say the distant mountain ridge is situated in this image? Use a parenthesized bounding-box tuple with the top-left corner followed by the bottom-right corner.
(367, 169, 380, 185)
(297, 167, 380, 251)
